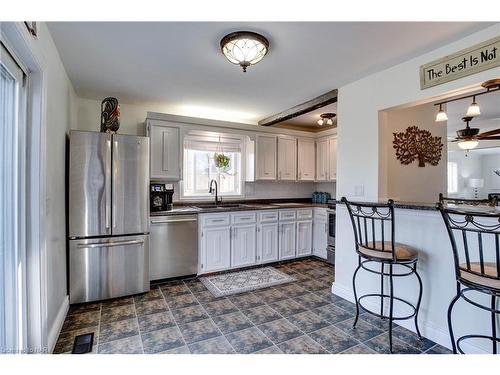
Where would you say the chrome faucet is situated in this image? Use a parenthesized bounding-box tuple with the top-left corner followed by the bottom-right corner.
(209, 179, 221, 206)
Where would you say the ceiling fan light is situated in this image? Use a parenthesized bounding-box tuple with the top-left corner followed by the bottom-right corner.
(466, 97, 481, 117)
(457, 139, 479, 150)
(435, 104, 448, 122)
(317, 119, 324, 126)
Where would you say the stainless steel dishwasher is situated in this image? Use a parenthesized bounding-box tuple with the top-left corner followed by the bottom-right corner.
(149, 215, 198, 281)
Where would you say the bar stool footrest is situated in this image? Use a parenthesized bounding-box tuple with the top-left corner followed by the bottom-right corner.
(358, 293, 417, 321)
(456, 334, 500, 354)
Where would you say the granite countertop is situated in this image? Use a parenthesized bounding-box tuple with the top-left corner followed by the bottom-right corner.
(151, 199, 329, 217)
(330, 199, 500, 213)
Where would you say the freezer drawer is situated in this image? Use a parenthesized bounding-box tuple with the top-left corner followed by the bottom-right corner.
(69, 235, 149, 304)
(150, 215, 198, 280)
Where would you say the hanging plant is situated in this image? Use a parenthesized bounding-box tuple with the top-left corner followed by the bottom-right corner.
(214, 152, 230, 172)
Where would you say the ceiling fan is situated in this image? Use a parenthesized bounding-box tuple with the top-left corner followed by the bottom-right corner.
(451, 116, 500, 150)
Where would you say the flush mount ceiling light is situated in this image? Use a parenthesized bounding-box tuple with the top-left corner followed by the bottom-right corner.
(220, 31, 269, 72)
(317, 113, 336, 126)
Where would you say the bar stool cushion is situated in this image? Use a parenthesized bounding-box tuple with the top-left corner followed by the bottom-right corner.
(358, 241, 418, 261)
(459, 262, 500, 290)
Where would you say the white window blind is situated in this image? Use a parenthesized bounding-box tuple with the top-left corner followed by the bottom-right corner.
(1, 42, 27, 353)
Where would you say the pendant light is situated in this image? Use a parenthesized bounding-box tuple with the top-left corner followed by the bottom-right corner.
(435, 104, 448, 122)
(465, 96, 481, 117)
(220, 31, 269, 72)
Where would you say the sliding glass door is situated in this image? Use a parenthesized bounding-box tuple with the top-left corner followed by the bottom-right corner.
(1, 42, 27, 354)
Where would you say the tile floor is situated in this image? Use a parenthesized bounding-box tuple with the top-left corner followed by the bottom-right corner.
(54, 257, 451, 354)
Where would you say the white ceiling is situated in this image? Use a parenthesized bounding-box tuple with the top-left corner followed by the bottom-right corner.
(48, 22, 492, 124)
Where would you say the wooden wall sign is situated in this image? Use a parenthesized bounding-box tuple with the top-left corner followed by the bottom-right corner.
(420, 36, 500, 90)
(393, 126, 443, 167)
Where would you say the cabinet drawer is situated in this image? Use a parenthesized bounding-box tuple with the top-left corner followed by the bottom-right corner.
(314, 208, 327, 220)
(279, 210, 296, 221)
(231, 212, 257, 225)
(297, 209, 313, 220)
(201, 214, 230, 227)
(258, 210, 279, 222)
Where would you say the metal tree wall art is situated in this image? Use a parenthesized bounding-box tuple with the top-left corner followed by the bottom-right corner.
(393, 126, 443, 167)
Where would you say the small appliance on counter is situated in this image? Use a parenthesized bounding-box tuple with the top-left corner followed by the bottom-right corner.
(150, 183, 174, 212)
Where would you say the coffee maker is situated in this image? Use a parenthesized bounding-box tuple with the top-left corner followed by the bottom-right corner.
(150, 183, 174, 212)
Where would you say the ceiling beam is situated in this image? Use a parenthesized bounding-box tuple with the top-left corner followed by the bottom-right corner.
(258, 89, 338, 127)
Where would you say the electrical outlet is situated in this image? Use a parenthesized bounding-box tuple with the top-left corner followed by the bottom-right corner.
(354, 185, 365, 197)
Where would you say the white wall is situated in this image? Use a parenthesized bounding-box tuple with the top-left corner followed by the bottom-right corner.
(481, 154, 500, 196)
(335, 23, 500, 352)
(3, 22, 78, 352)
(38, 22, 78, 351)
(379, 103, 447, 202)
(448, 151, 482, 198)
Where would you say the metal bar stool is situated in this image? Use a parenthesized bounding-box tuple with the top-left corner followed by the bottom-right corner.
(342, 197, 423, 353)
(438, 204, 500, 354)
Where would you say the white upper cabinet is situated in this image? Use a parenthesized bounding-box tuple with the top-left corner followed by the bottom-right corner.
(148, 121, 180, 181)
(315, 138, 329, 181)
(277, 136, 297, 181)
(316, 136, 337, 181)
(328, 137, 337, 181)
(255, 134, 277, 180)
(297, 138, 315, 181)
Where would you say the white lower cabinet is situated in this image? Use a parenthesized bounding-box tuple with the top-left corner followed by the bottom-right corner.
(296, 220, 313, 257)
(313, 209, 328, 259)
(257, 222, 279, 263)
(279, 221, 296, 260)
(201, 226, 231, 273)
(200, 208, 320, 274)
(231, 224, 257, 268)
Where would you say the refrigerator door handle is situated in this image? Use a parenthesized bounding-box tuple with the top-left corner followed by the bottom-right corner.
(76, 239, 145, 249)
(105, 139, 112, 230)
(151, 217, 198, 224)
(112, 139, 118, 229)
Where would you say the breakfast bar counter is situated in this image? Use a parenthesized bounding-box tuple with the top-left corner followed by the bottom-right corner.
(333, 200, 499, 354)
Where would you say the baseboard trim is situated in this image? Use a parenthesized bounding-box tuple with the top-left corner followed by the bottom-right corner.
(47, 296, 69, 353)
(331, 282, 488, 354)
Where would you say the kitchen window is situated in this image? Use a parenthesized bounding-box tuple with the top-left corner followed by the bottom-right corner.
(182, 134, 243, 199)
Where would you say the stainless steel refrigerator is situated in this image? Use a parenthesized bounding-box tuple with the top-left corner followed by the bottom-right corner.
(68, 131, 150, 304)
